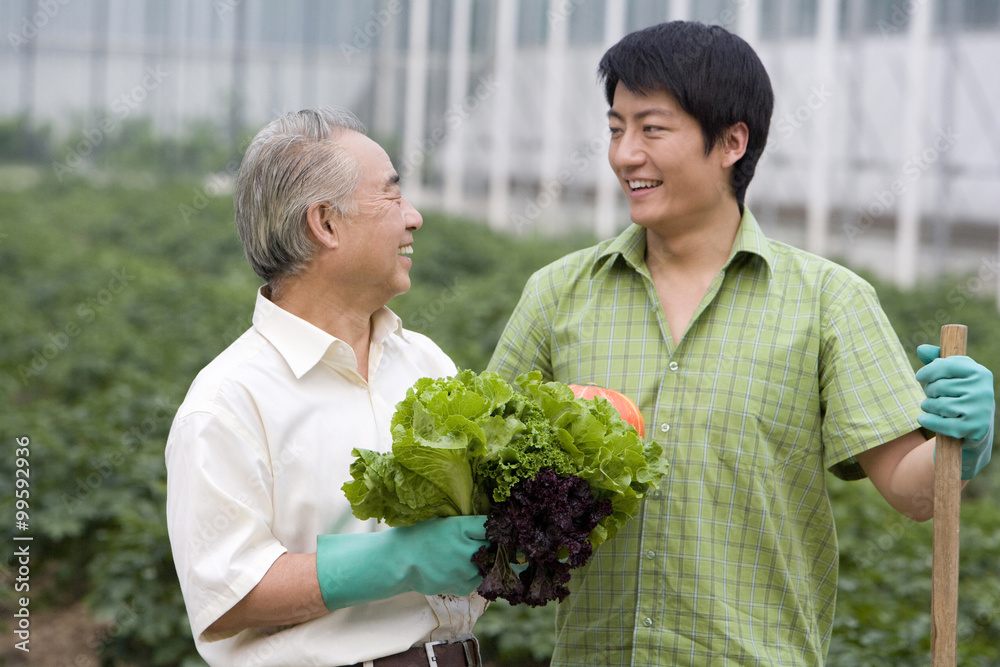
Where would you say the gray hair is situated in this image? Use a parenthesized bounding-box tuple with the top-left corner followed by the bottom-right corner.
(234, 107, 367, 283)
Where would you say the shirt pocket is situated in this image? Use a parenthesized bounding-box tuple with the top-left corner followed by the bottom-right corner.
(708, 355, 823, 475)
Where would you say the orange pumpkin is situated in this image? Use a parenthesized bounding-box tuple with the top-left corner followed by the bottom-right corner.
(568, 384, 645, 439)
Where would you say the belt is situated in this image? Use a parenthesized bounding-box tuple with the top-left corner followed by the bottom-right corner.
(349, 638, 481, 667)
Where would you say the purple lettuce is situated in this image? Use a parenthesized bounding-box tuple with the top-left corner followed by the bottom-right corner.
(472, 468, 613, 606)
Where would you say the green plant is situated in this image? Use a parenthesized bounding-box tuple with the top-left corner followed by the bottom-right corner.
(0, 170, 587, 665)
(1, 126, 998, 665)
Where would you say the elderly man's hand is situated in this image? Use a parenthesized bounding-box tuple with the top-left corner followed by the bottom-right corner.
(916, 344, 995, 480)
(316, 515, 489, 611)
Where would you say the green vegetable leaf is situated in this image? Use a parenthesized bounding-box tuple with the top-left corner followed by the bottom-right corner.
(393, 432, 476, 516)
(342, 448, 461, 525)
(341, 368, 670, 582)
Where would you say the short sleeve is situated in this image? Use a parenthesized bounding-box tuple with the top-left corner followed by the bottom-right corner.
(487, 271, 554, 382)
(819, 281, 925, 479)
(165, 410, 287, 640)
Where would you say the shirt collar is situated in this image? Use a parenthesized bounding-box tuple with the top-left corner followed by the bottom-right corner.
(726, 207, 776, 277)
(596, 206, 775, 278)
(598, 223, 647, 274)
(251, 287, 405, 379)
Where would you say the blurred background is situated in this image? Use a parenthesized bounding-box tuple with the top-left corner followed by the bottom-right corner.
(1, 1, 999, 665)
(3, 0, 1000, 287)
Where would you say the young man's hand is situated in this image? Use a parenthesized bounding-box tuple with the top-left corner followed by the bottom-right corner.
(916, 344, 995, 480)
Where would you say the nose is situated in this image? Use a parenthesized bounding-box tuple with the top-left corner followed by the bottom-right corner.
(401, 196, 423, 230)
(610, 128, 645, 170)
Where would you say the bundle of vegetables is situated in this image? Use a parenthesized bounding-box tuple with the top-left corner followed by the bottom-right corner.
(342, 370, 668, 606)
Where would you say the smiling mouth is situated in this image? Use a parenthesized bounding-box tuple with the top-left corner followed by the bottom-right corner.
(628, 179, 663, 191)
(398, 245, 413, 256)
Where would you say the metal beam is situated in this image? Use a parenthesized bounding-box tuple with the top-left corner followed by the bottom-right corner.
(896, 0, 933, 288)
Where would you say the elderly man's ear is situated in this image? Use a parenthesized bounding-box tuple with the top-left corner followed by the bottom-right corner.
(306, 202, 340, 250)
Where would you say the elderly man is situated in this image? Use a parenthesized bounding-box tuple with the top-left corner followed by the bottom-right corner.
(166, 107, 488, 667)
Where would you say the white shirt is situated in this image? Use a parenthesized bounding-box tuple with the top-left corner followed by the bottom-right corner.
(165, 289, 486, 666)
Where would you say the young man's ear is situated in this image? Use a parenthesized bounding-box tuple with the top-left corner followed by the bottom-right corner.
(720, 122, 750, 168)
(305, 202, 339, 250)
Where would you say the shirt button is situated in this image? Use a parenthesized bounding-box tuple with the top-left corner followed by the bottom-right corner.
(668, 361, 679, 371)
(645, 550, 655, 560)
(643, 617, 654, 627)
(660, 423, 670, 433)
(651, 490, 662, 500)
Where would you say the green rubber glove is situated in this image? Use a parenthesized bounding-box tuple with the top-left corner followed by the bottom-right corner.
(916, 344, 995, 480)
(316, 515, 488, 611)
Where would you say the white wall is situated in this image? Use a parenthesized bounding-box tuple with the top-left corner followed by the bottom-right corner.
(2, 0, 998, 294)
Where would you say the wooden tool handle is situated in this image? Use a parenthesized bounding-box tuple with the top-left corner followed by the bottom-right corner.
(931, 324, 967, 667)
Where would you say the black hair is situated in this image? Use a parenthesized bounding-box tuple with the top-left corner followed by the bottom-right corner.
(598, 21, 774, 204)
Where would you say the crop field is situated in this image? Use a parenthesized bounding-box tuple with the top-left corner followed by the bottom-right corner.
(1, 120, 999, 665)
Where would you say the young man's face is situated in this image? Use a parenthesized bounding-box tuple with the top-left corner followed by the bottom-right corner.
(607, 82, 737, 230)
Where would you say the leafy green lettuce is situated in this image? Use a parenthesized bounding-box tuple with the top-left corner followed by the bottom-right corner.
(342, 370, 668, 549)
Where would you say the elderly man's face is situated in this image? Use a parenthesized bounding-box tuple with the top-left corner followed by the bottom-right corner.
(335, 132, 423, 302)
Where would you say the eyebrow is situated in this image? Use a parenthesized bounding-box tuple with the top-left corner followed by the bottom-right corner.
(607, 107, 676, 121)
(385, 172, 401, 189)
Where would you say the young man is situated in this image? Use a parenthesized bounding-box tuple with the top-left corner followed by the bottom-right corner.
(487, 22, 994, 665)
(166, 108, 488, 666)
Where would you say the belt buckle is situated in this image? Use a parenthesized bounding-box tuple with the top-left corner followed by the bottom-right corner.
(423, 640, 447, 666)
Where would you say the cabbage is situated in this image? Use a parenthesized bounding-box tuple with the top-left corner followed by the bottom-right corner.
(342, 369, 669, 605)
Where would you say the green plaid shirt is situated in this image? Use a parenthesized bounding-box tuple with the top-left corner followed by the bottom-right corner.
(487, 208, 925, 666)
